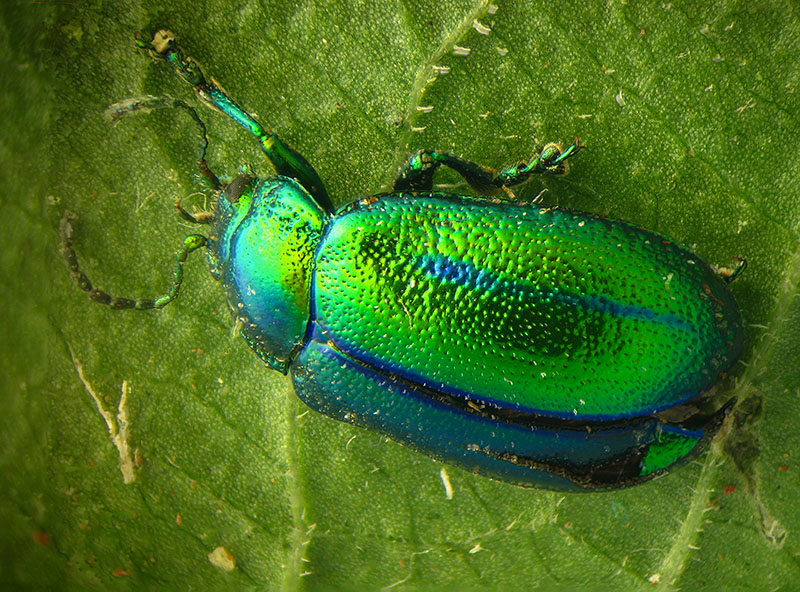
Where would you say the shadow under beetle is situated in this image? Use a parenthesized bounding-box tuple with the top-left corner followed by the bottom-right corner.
(62, 30, 744, 491)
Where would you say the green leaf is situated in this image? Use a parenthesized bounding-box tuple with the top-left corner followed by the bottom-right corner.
(1, 1, 798, 590)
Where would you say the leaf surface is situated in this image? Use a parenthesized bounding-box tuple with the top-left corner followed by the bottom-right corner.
(1, 1, 798, 590)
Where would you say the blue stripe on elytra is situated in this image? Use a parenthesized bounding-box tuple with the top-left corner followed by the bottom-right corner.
(416, 254, 689, 329)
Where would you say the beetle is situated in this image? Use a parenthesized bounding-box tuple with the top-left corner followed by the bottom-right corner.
(61, 30, 743, 491)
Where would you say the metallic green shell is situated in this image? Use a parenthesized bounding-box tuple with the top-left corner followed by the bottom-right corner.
(313, 193, 742, 420)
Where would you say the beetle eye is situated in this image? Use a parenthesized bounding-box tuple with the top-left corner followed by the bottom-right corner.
(223, 174, 255, 204)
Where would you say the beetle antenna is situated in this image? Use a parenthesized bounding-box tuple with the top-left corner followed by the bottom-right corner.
(60, 210, 208, 310)
(104, 95, 221, 191)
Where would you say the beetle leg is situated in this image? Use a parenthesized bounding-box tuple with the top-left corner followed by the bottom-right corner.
(494, 139, 584, 186)
(717, 256, 748, 284)
(175, 198, 215, 225)
(135, 30, 333, 213)
(394, 139, 583, 195)
(60, 211, 208, 310)
(394, 150, 498, 193)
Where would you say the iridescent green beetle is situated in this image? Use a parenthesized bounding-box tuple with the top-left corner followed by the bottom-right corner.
(62, 30, 744, 491)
